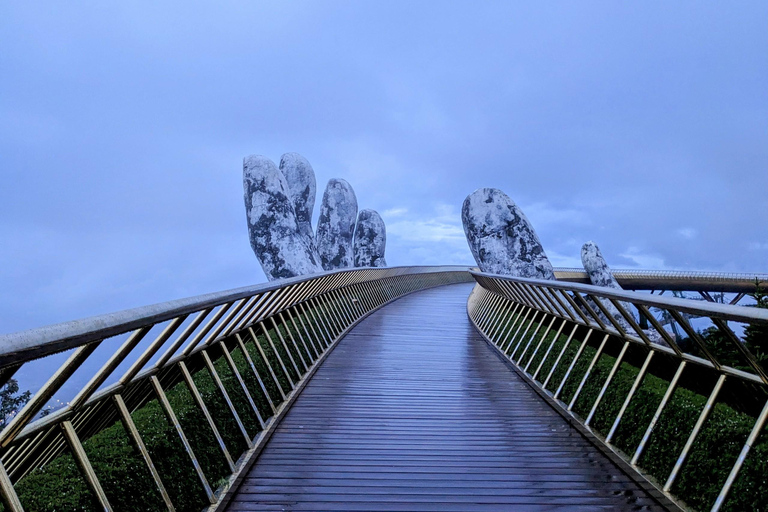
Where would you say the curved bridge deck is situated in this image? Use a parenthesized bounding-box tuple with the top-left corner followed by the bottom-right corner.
(225, 283, 668, 511)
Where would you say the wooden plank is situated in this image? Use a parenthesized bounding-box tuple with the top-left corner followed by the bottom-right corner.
(225, 284, 670, 511)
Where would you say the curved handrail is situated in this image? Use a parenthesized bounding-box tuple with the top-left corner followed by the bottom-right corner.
(0, 266, 472, 367)
(553, 267, 768, 293)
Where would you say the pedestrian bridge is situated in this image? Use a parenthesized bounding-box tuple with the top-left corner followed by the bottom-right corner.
(0, 267, 766, 512)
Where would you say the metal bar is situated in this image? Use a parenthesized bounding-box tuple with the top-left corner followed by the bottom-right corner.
(631, 361, 687, 465)
(220, 343, 265, 428)
(523, 316, 557, 373)
(150, 375, 214, 503)
(509, 311, 540, 361)
(201, 350, 253, 447)
(235, 333, 277, 415)
(120, 316, 186, 386)
(285, 309, 317, 363)
(636, 304, 683, 356)
(0, 459, 24, 512)
(609, 298, 654, 346)
(568, 333, 610, 411)
(248, 327, 287, 400)
(181, 302, 234, 357)
(494, 303, 523, 347)
(269, 317, 302, 379)
(664, 374, 726, 492)
(559, 289, 592, 326)
(586, 341, 630, 426)
(153, 309, 211, 369)
(501, 308, 532, 353)
(554, 329, 594, 400)
(259, 322, 295, 389)
(543, 324, 579, 389)
(488, 299, 518, 341)
(70, 326, 152, 410)
(112, 394, 175, 511)
(572, 292, 608, 331)
(516, 313, 552, 365)
(711, 398, 768, 512)
(61, 420, 114, 511)
(296, 302, 325, 355)
(177, 361, 236, 471)
(302, 301, 331, 349)
(221, 295, 260, 337)
(279, 312, 310, 370)
(607, 350, 655, 443)
(532, 319, 568, 380)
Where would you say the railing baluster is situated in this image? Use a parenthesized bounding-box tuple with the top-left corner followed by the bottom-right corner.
(664, 374, 726, 492)
(531, 319, 568, 380)
(201, 350, 254, 447)
(631, 361, 687, 465)
(112, 394, 175, 511)
(248, 327, 288, 401)
(269, 317, 302, 379)
(61, 420, 114, 511)
(542, 325, 579, 390)
(235, 333, 277, 415)
(712, 398, 768, 512)
(177, 361, 236, 470)
(150, 376, 214, 503)
(607, 350, 655, 443)
(585, 341, 630, 426)
(220, 343, 266, 429)
(568, 333, 609, 411)
(554, 329, 593, 400)
(259, 322, 295, 390)
(523, 316, 556, 373)
(0, 458, 24, 512)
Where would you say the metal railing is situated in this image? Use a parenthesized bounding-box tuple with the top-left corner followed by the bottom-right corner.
(553, 268, 768, 293)
(0, 266, 473, 512)
(467, 271, 768, 512)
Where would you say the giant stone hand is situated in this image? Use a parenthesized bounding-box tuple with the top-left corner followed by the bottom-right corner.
(243, 155, 323, 281)
(462, 188, 555, 279)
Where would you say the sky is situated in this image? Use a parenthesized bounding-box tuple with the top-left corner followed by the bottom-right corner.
(1, 1, 767, 336)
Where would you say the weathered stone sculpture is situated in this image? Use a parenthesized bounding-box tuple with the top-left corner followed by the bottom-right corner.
(316, 179, 358, 270)
(581, 241, 665, 345)
(243, 155, 323, 281)
(353, 209, 387, 268)
(279, 152, 318, 251)
(581, 241, 623, 290)
(462, 188, 555, 280)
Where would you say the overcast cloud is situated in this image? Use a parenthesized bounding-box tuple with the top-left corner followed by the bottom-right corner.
(2, 1, 766, 335)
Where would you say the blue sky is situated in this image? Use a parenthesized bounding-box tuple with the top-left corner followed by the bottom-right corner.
(1, 1, 766, 335)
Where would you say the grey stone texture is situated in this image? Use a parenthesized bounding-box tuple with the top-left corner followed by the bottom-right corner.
(353, 209, 387, 268)
(279, 152, 318, 251)
(316, 179, 358, 270)
(243, 155, 323, 281)
(462, 188, 556, 280)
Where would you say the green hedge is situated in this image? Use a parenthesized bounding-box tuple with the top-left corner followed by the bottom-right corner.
(499, 312, 768, 512)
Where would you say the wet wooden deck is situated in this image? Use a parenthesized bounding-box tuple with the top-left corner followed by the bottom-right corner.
(225, 283, 668, 511)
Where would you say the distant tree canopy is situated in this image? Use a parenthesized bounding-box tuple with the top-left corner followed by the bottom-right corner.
(0, 378, 31, 429)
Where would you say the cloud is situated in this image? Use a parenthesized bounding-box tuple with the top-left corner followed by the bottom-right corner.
(677, 228, 697, 239)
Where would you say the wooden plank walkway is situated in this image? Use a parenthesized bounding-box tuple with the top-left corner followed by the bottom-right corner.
(226, 283, 668, 511)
